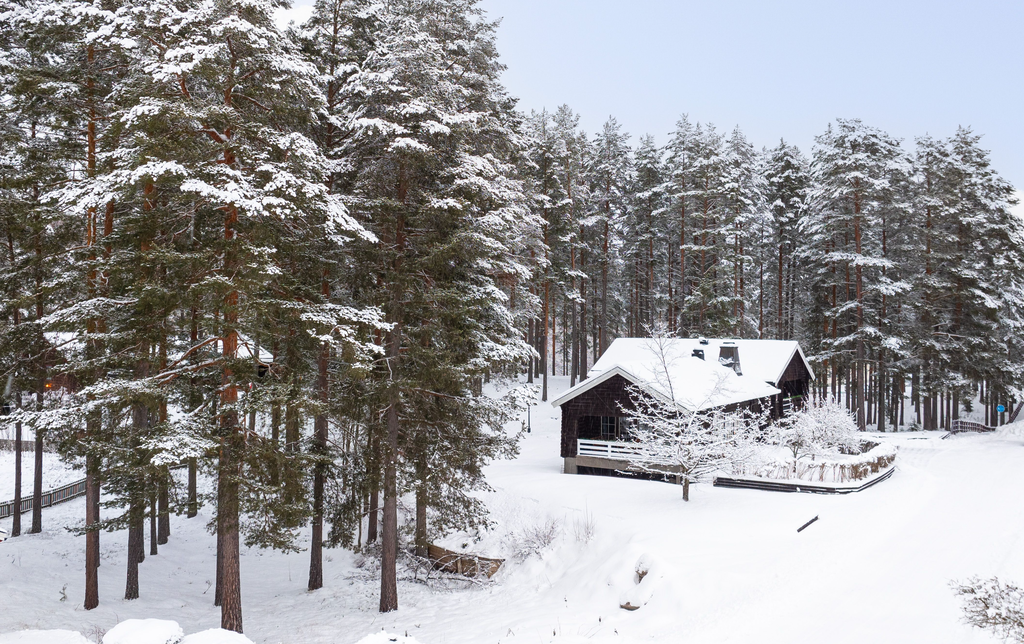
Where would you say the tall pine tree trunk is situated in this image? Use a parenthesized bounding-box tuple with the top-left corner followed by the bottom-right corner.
(125, 501, 143, 600)
(380, 203, 405, 613)
(542, 278, 549, 402)
(308, 318, 330, 591)
(414, 450, 428, 560)
(187, 308, 200, 518)
(877, 354, 886, 432)
(82, 47, 101, 607)
(12, 392, 22, 538)
(218, 432, 242, 632)
(157, 340, 170, 544)
(219, 210, 244, 631)
(149, 492, 158, 556)
(601, 216, 609, 356)
(215, 443, 224, 607)
(367, 429, 379, 544)
(187, 459, 198, 518)
(579, 235, 588, 381)
(158, 479, 169, 544)
(84, 453, 99, 610)
(379, 330, 400, 613)
(525, 316, 533, 383)
(551, 291, 557, 376)
(30, 386, 43, 534)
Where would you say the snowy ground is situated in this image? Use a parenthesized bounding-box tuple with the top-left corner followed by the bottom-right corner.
(1, 451, 83, 499)
(3, 376, 1023, 643)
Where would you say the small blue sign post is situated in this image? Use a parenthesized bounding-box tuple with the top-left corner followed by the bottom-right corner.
(997, 404, 1006, 413)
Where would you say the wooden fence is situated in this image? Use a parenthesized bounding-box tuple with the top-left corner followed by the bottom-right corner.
(949, 419, 995, 435)
(0, 477, 87, 520)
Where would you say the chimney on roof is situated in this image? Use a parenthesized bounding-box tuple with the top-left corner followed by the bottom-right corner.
(718, 341, 742, 376)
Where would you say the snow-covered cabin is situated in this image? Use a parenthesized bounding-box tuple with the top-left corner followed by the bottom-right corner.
(550, 337, 814, 475)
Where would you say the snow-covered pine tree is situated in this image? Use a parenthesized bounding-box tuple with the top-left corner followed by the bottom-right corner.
(936, 129, 1024, 424)
(805, 119, 911, 430)
(39, 0, 378, 628)
(0, 0, 27, 542)
(551, 105, 591, 385)
(587, 117, 631, 355)
(720, 126, 762, 337)
(679, 122, 732, 335)
(661, 115, 697, 334)
(761, 140, 809, 341)
(523, 108, 571, 401)
(7, 0, 131, 606)
(623, 135, 667, 337)
(0, 0, 93, 541)
(334, 0, 533, 612)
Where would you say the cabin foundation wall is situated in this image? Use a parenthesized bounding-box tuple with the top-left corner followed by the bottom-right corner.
(563, 457, 577, 474)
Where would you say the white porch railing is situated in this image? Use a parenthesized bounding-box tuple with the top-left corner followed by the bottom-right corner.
(577, 438, 644, 460)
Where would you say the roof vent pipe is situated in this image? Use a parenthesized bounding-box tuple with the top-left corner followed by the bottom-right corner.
(691, 349, 705, 360)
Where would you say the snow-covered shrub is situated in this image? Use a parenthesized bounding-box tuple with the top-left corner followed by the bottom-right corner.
(503, 517, 560, 561)
(774, 398, 858, 468)
(952, 576, 1024, 642)
(572, 510, 595, 544)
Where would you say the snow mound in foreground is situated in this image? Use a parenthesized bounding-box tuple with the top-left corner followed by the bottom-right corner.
(1, 621, 255, 644)
(356, 633, 427, 644)
(0, 631, 91, 644)
(104, 619, 184, 644)
(180, 629, 255, 644)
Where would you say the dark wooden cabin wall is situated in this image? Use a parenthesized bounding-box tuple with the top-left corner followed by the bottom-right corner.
(559, 375, 637, 458)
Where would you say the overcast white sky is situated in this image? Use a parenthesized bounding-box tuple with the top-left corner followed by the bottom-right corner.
(278, 0, 1024, 212)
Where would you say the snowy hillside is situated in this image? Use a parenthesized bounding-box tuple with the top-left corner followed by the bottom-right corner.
(3, 376, 1023, 643)
(0, 451, 82, 499)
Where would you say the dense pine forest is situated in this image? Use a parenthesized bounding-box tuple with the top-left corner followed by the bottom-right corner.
(1, 0, 1022, 635)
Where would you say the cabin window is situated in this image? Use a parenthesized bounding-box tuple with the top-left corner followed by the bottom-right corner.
(600, 416, 617, 439)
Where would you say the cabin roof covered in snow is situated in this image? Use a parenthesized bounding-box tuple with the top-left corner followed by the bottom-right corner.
(550, 338, 787, 412)
(592, 337, 814, 385)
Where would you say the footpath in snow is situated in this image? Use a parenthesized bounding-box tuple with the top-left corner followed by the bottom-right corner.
(2, 376, 1024, 643)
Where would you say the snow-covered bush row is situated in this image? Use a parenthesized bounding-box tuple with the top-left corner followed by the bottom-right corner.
(720, 399, 898, 483)
(736, 440, 897, 483)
